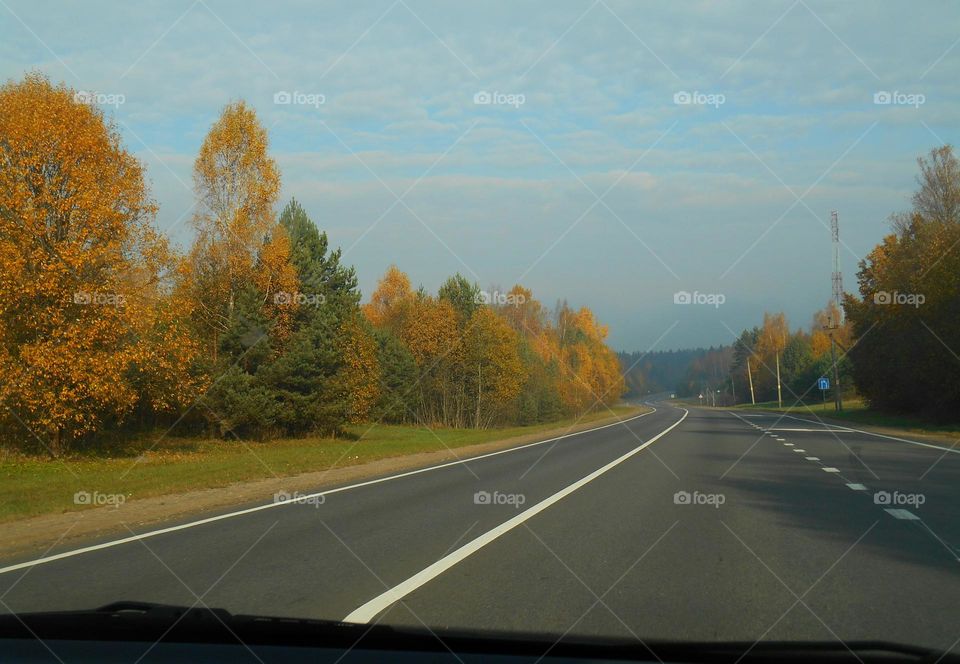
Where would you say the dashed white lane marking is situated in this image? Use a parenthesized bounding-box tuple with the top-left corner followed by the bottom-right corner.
(884, 508, 920, 520)
(343, 409, 689, 624)
(783, 443, 794, 446)
(775, 438, 785, 441)
(847, 483, 868, 491)
(805, 456, 820, 461)
(764, 427, 849, 432)
(793, 449, 806, 453)
(822, 467, 840, 473)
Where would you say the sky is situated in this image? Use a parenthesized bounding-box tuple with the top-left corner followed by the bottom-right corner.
(1, 0, 957, 352)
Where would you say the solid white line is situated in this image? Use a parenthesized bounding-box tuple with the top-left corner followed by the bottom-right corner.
(0, 408, 660, 577)
(776, 414, 960, 454)
(342, 409, 689, 624)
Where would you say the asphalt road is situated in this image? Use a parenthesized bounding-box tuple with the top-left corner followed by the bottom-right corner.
(1, 403, 958, 652)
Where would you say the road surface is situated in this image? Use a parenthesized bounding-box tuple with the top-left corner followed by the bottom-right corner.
(1, 403, 958, 652)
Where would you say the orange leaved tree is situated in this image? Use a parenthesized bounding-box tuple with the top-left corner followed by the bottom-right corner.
(0, 73, 202, 454)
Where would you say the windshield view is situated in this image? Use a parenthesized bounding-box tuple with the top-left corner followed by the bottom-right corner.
(0, 2, 958, 662)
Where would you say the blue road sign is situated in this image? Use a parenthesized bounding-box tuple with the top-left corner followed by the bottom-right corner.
(818, 377, 830, 391)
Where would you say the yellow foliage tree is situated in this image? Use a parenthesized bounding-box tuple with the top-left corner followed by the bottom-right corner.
(464, 307, 525, 427)
(362, 265, 414, 330)
(338, 317, 381, 423)
(810, 301, 851, 358)
(185, 101, 297, 354)
(0, 73, 203, 454)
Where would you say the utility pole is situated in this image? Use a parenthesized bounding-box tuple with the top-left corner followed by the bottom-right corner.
(747, 357, 756, 405)
(775, 352, 782, 408)
(828, 210, 844, 412)
(777, 351, 783, 408)
(829, 335, 843, 412)
(831, 211, 844, 326)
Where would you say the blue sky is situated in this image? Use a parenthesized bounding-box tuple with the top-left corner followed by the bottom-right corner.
(2, 0, 957, 351)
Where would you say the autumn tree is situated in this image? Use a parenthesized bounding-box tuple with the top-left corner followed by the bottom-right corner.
(184, 101, 297, 356)
(548, 303, 625, 413)
(810, 301, 850, 358)
(753, 312, 789, 401)
(846, 146, 960, 418)
(399, 294, 462, 424)
(338, 316, 381, 424)
(0, 73, 202, 453)
(463, 307, 524, 427)
(362, 270, 624, 427)
(499, 287, 561, 423)
(363, 264, 414, 331)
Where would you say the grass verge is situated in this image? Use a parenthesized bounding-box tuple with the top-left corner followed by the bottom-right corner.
(0, 405, 645, 524)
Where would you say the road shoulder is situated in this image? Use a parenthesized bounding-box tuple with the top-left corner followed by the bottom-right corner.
(0, 406, 650, 561)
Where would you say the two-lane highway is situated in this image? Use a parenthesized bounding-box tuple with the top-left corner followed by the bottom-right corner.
(1, 404, 958, 653)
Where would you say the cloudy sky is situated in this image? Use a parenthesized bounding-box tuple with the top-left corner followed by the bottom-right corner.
(2, 0, 957, 351)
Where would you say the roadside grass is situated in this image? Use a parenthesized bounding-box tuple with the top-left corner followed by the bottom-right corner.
(733, 398, 960, 439)
(0, 405, 644, 524)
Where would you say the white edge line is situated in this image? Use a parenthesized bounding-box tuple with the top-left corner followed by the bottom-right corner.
(773, 413, 960, 454)
(0, 408, 660, 576)
(342, 408, 689, 624)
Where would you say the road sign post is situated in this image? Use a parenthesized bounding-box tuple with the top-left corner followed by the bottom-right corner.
(818, 377, 830, 411)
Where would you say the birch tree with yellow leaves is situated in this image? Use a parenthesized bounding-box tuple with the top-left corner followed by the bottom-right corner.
(184, 101, 298, 356)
